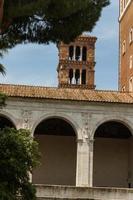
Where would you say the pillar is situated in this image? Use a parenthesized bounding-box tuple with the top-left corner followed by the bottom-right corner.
(86, 69, 89, 85)
(88, 139, 94, 187)
(73, 69, 76, 84)
(29, 172, 32, 182)
(76, 139, 89, 186)
(80, 47, 83, 61)
(76, 137, 94, 187)
(80, 69, 82, 84)
(128, 136, 133, 188)
(73, 46, 76, 60)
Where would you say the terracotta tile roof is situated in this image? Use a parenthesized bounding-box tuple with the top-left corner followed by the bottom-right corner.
(0, 83, 133, 104)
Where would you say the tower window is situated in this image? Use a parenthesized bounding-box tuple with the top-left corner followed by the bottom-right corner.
(122, 86, 126, 92)
(122, 40, 126, 55)
(75, 46, 80, 61)
(120, 0, 123, 13)
(69, 69, 73, 84)
(82, 69, 86, 85)
(120, 0, 129, 15)
(123, 0, 126, 8)
(129, 55, 133, 69)
(75, 69, 80, 85)
(129, 28, 133, 44)
(129, 77, 133, 92)
(69, 46, 74, 60)
(82, 47, 87, 61)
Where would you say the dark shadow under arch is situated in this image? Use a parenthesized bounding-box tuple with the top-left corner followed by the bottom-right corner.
(76, 46, 80, 61)
(94, 121, 131, 139)
(82, 46, 87, 61)
(93, 120, 132, 188)
(33, 117, 77, 186)
(0, 115, 16, 129)
(69, 46, 74, 60)
(35, 117, 76, 136)
(69, 69, 73, 84)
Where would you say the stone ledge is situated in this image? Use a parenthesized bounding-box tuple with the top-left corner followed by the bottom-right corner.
(35, 185, 133, 200)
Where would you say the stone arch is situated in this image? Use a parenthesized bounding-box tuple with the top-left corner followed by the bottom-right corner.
(82, 46, 87, 61)
(0, 111, 17, 129)
(93, 117, 133, 188)
(81, 69, 86, 85)
(69, 68, 73, 84)
(75, 46, 80, 61)
(32, 113, 79, 186)
(75, 69, 80, 84)
(90, 116, 133, 140)
(69, 45, 74, 60)
(32, 112, 81, 139)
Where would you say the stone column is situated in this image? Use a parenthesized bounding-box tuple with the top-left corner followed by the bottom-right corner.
(73, 69, 76, 84)
(127, 136, 133, 188)
(80, 46, 83, 61)
(86, 69, 89, 86)
(76, 139, 89, 186)
(29, 172, 32, 182)
(88, 139, 94, 187)
(80, 69, 82, 85)
(73, 46, 76, 60)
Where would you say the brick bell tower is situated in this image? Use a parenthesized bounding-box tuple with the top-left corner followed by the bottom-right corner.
(57, 35, 97, 89)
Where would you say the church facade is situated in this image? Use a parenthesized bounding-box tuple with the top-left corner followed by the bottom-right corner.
(0, 1, 133, 200)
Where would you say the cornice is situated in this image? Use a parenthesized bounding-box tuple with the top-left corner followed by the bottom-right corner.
(119, 0, 132, 22)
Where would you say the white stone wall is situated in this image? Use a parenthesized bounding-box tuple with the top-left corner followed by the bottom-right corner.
(1, 97, 133, 187)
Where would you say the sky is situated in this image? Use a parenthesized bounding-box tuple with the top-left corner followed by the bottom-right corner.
(0, 1, 119, 90)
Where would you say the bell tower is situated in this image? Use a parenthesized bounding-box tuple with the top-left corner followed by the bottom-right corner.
(57, 35, 97, 89)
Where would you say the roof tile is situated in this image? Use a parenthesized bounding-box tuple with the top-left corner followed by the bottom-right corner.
(0, 83, 133, 104)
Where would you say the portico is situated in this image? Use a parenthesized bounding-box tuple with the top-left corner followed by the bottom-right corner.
(1, 84, 133, 191)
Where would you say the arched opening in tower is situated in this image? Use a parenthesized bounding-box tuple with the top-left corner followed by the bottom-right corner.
(82, 69, 86, 85)
(33, 117, 77, 186)
(69, 69, 73, 84)
(69, 46, 74, 60)
(0, 115, 15, 129)
(93, 121, 132, 188)
(75, 46, 80, 61)
(75, 69, 80, 84)
(82, 47, 87, 61)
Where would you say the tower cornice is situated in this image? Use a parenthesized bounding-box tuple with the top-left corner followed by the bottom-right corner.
(119, 0, 132, 21)
(59, 60, 96, 66)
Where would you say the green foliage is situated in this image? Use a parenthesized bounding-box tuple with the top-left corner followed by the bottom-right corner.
(0, 0, 110, 50)
(0, 128, 40, 200)
(0, 92, 7, 106)
(0, 63, 5, 75)
(0, 49, 6, 75)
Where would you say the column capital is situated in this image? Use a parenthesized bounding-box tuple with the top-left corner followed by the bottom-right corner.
(87, 138, 94, 151)
(86, 138, 94, 144)
(77, 138, 84, 144)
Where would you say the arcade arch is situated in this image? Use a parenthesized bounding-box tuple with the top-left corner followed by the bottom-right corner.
(0, 114, 16, 129)
(32, 117, 77, 186)
(93, 120, 133, 188)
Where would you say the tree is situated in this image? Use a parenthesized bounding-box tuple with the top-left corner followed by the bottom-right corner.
(0, 0, 4, 27)
(0, 49, 6, 75)
(0, 128, 40, 200)
(0, 0, 110, 51)
(0, 62, 5, 75)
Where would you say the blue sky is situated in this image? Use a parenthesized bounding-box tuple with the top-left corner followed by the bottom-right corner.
(0, 1, 119, 90)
